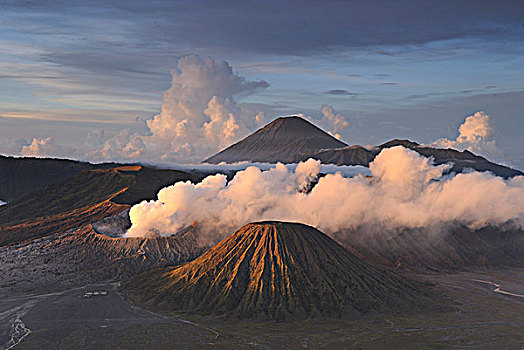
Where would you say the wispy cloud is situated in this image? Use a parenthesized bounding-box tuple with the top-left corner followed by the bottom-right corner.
(325, 89, 361, 96)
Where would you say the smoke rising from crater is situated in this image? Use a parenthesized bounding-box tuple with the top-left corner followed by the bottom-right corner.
(126, 146, 524, 243)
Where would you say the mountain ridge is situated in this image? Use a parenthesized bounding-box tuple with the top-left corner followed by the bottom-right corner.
(204, 116, 522, 178)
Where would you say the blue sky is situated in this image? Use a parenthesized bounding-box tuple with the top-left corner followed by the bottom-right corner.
(1, 0, 524, 167)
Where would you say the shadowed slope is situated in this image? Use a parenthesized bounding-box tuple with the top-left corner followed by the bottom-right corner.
(377, 139, 523, 178)
(295, 139, 522, 178)
(0, 165, 198, 246)
(204, 118, 521, 177)
(124, 222, 439, 321)
(0, 155, 118, 202)
(338, 225, 524, 272)
(204, 116, 347, 163)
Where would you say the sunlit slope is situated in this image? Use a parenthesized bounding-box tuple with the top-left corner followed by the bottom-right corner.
(124, 222, 440, 321)
(0, 166, 197, 246)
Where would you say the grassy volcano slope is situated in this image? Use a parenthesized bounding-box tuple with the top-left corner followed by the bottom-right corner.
(124, 222, 441, 321)
(0, 155, 118, 202)
(0, 165, 197, 246)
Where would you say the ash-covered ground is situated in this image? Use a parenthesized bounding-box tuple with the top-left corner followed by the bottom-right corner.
(0, 225, 202, 300)
(0, 221, 523, 349)
(0, 266, 523, 349)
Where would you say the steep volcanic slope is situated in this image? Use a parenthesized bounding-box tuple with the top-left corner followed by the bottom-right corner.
(0, 155, 118, 202)
(204, 116, 347, 163)
(308, 145, 375, 166)
(124, 222, 438, 321)
(377, 140, 522, 177)
(0, 165, 198, 246)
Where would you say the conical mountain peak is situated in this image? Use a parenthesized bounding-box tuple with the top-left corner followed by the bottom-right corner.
(204, 116, 347, 164)
(124, 222, 438, 321)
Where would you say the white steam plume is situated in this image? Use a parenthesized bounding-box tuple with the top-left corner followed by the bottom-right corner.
(126, 146, 524, 244)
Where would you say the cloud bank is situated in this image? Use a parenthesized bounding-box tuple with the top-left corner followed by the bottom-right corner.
(126, 146, 524, 245)
(84, 55, 269, 162)
(432, 111, 505, 162)
(2, 56, 353, 164)
(21, 137, 75, 158)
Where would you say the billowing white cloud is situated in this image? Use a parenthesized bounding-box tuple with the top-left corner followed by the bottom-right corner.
(20, 137, 74, 158)
(0, 137, 27, 156)
(432, 111, 505, 161)
(84, 129, 146, 161)
(86, 56, 269, 162)
(203, 96, 264, 150)
(1, 57, 355, 163)
(126, 146, 524, 245)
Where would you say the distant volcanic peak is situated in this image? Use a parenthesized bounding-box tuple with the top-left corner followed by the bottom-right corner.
(126, 221, 438, 320)
(204, 116, 347, 164)
(258, 116, 337, 136)
(378, 139, 420, 149)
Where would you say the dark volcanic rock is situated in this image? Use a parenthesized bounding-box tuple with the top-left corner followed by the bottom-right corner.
(376, 139, 523, 178)
(124, 222, 439, 321)
(305, 145, 375, 166)
(204, 116, 347, 164)
(0, 155, 118, 203)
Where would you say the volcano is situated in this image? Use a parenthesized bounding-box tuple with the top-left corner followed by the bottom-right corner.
(204, 116, 347, 164)
(203, 116, 522, 177)
(0, 165, 198, 246)
(123, 222, 438, 321)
